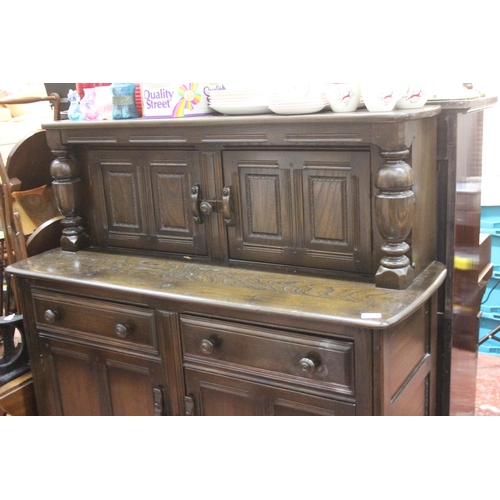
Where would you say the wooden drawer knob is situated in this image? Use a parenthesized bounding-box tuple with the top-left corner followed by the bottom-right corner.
(200, 338, 215, 355)
(299, 357, 316, 374)
(115, 323, 130, 339)
(44, 309, 59, 324)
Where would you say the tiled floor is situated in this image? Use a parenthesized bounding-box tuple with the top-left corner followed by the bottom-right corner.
(475, 353, 500, 415)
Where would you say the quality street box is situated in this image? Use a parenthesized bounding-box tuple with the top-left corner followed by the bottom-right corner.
(141, 83, 224, 118)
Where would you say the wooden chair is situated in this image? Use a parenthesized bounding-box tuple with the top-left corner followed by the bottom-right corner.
(1, 93, 63, 263)
(0, 154, 30, 385)
(0, 94, 63, 392)
(0, 92, 60, 191)
(0, 152, 63, 390)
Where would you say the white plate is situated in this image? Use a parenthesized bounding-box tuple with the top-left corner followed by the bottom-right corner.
(209, 90, 272, 100)
(269, 100, 327, 107)
(209, 103, 272, 115)
(209, 98, 271, 106)
(269, 102, 327, 115)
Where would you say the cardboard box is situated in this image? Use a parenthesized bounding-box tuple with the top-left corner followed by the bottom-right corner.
(141, 83, 224, 118)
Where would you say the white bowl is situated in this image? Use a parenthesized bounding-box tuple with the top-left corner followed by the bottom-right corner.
(361, 84, 400, 112)
(396, 84, 428, 109)
(326, 83, 361, 112)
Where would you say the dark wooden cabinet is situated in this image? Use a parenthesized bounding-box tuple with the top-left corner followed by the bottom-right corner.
(8, 108, 451, 415)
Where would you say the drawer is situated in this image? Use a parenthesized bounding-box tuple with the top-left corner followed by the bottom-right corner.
(32, 290, 157, 352)
(180, 316, 354, 396)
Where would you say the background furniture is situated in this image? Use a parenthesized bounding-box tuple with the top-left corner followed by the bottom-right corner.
(433, 96, 498, 415)
(0, 371, 36, 416)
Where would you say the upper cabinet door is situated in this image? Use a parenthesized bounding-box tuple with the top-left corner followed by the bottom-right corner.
(88, 150, 208, 257)
(223, 150, 372, 273)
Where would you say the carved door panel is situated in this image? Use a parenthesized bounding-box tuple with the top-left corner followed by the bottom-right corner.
(184, 369, 261, 416)
(41, 337, 165, 416)
(40, 338, 100, 416)
(184, 369, 355, 416)
(222, 150, 372, 272)
(88, 150, 208, 256)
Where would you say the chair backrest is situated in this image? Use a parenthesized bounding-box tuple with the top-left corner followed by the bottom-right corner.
(0, 156, 27, 265)
(0, 154, 28, 313)
(1, 94, 60, 194)
(5, 129, 55, 191)
(0, 93, 61, 122)
(0, 93, 64, 314)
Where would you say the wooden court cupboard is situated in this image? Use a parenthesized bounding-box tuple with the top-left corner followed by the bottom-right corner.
(8, 107, 447, 416)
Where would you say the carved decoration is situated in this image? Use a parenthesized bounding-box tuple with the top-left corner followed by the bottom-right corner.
(375, 149, 415, 289)
(50, 147, 90, 251)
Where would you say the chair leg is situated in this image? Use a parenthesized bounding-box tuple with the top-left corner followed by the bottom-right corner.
(478, 323, 500, 346)
(0, 315, 29, 386)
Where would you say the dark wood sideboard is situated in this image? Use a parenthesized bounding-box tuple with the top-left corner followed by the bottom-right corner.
(7, 104, 480, 416)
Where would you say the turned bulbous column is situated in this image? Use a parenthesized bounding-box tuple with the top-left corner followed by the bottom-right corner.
(375, 149, 415, 289)
(50, 147, 90, 252)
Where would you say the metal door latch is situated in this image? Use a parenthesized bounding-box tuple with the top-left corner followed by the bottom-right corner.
(191, 184, 235, 226)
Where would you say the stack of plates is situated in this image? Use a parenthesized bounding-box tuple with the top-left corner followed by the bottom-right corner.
(269, 85, 328, 115)
(208, 88, 272, 115)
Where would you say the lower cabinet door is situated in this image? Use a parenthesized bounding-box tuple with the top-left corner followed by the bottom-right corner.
(184, 369, 355, 416)
(41, 337, 166, 416)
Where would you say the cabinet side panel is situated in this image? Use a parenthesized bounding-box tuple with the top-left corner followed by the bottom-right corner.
(409, 117, 438, 274)
(378, 299, 435, 415)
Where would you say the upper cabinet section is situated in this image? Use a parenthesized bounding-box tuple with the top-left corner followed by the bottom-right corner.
(44, 108, 441, 287)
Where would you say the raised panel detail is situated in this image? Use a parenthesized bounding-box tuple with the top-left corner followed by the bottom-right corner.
(300, 160, 365, 265)
(41, 336, 165, 416)
(386, 305, 428, 398)
(151, 164, 192, 235)
(271, 397, 355, 416)
(308, 175, 347, 242)
(246, 174, 281, 236)
(147, 153, 207, 255)
(184, 368, 355, 416)
(153, 171, 189, 231)
(102, 162, 144, 234)
(104, 360, 158, 416)
(185, 369, 260, 416)
(44, 342, 101, 416)
(236, 161, 292, 257)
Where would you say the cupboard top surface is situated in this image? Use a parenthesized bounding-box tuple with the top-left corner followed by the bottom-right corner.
(429, 95, 497, 111)
(43, 107, 442, 151)
(7, 248, 445, 329)
(44, 106, 442, 132)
